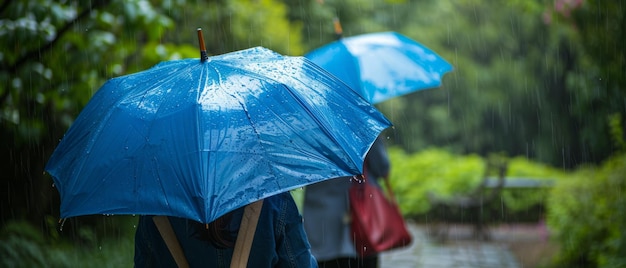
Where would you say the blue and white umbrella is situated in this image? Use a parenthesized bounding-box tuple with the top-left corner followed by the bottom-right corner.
(305, 31, 453, 104)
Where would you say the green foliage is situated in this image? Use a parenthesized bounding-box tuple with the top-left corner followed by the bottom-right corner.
(1, 0, 179, 143)
(281, 0, 336, 50)
(158, 0, 305, 56)
(68, 217, 137, 268)
(389, 147, 565, 218)
(507, 156, 568, 178)
(0, 220, 70, 267)
(502, 157, 565, 214)
(372, 0, 619, 169)
(608, 113, 626, 152)
(547, 153, 626, 267)
(0, 217, 137, 267)
(229, 0, 304, 55)
(388, 147, 484, 214)
(286, 0, 425, 50)
(290, 188, 306, 213)
(564, 0, 625, 100)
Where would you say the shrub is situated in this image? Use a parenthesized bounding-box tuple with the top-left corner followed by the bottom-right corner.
(388, 147, 566, 220)
(0, 220, 71, 267)
(547, 153, 626, 267)
(388, 147, 485, 216)
(0, 216, 137, 267)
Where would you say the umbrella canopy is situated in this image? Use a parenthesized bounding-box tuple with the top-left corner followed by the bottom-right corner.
(305, 31, 453, 104)
(45, 46, 391, 224)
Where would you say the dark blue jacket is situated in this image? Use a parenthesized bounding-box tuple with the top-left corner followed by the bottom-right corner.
(134, 192, 317, 267)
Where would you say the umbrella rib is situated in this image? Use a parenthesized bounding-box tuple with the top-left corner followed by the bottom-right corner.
(265, 59, 371, 176)
(200, 63, 219, 221)
(292, 62, 367, 173)
(143, 65, 202, 216)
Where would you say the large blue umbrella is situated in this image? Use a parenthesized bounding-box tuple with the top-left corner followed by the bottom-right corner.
(305, 31, 453, 104)
(45, 46, 391, 224)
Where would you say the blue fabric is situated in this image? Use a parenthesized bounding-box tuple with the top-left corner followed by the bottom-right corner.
(305, 32, 453, 104)
(44, 46, 391, 224)
(134, 192, 317, 267)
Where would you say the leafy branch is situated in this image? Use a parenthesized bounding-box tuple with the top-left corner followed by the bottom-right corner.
(0, 0, 112, 107)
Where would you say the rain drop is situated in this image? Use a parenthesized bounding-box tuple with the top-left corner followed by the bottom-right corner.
(58, 218, 66, 232)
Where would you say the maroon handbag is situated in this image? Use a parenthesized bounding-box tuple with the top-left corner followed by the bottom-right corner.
(349, 173, 412, 257)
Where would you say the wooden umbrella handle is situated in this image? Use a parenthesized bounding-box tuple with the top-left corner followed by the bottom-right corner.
(152, 199, 264, 268)
(231, 200, 264, 268)
(153, 216, 190, 268)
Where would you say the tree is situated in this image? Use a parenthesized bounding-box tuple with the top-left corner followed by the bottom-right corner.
(159, 0, 305, 56)
(373, 0, 620, 168)
(1, 0, 177, 227)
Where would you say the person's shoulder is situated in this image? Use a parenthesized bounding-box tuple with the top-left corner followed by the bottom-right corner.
(265, 191, 293, 204)
(262, 192, 298, 213)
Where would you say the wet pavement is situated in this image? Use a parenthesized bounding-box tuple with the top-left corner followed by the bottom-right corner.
(379, 222, 541, 268)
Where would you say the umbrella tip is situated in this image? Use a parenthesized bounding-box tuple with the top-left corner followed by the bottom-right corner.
(333, 17, 343, 40)
(197, 28, 208, 62)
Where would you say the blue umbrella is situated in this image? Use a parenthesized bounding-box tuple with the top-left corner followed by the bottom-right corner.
(305, 31, 453, 104)
(45, 46, 391, 224)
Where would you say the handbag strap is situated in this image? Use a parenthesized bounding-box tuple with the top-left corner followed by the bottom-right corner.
(230, 199, 264, 268)
(381, 176, 398, 204)
(362, 164, 397, 204)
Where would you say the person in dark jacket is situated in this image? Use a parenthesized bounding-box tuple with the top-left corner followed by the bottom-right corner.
(134, 191, 317, 267)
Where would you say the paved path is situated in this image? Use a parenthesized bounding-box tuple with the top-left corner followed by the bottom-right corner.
(380, 222, 522, 268)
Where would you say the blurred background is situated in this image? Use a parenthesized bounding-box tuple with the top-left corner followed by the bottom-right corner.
(1, 0, 624, 267)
